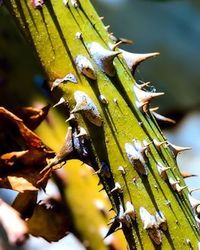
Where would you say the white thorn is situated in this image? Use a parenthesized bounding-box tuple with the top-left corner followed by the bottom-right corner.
(156, 162, 170, 180)
(88, 42, 121, 77)
(139, 207, 157, 229)
(120, 49, 160, 74)
(152, 111, 176, 124)
(65, 114, 76, 122)
(75, 127, 88, 138)
(99, 95, 109, 105)
(53, 97, 66, 108)
(111, 182, 123, 193)
(71, 91, 102, 127)
(125, 201, 136, 220)
(75, 55, 97, 80)
(118, 166, 126, 175)
(167, 142, 192, 157)
(134, 85, 164, 104)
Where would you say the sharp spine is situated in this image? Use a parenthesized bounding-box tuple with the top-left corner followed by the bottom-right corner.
(125, 142, 148, 176)
(40, 127, 73, 173)
(118, 166, 126, 175)
(99, 95, 109, 105)
(75, 55, 97, 80)
(75, 127, 88, 138)
(140, 207, 162, 245)
(88, 42, 120, 77)
(32, 0, 44, 9)
(65, 114, 76, 122)
(120, 49, 160, 74)
(53, 97, 66, 108)
(71, 91, 102, 126)
(134, 84, 164, 113)
(124, 201, 136, 220)
(151, 111, 176, 124)
(156, 162, 170, 180)
(155, 211, 168, 231)
(153, 139, 167, 149)
(167, 142, 191, 158)
(111, 182, 123, 193)
(51, 73, 77, 90)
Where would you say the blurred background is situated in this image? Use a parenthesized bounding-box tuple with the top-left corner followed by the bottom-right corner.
(0, 0, 200, 249)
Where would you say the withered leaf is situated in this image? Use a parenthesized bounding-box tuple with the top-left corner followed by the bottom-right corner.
(0, 149, 54, 192)
(0, 176, 38, 192)
(0, 107, 52, 150)
(12, 191, 38, 219)
(27, 198, 70, 242)
(0, 199, 29, 246)
(0, 149, 52, 170)
(0, 150, 28, 168)
(14, 105, 51, 130)
(0, 107, 55, 192)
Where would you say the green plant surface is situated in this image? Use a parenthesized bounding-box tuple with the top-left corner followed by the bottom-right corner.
(4, 0, 200, 249)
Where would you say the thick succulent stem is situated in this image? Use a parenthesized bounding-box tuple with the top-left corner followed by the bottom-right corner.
(5, 0, 200, 249)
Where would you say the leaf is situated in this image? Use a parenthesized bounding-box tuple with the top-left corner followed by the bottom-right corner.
(14, 105, 51, 130)
(0, 107, 55, 192)
(0, 107, 52, 150)
(0, 149, 54, 192)
(27, 198, 70, 242)
(0, 150, 28, 167)
(12, 191, 38, 219)
(0, 176, 38, 192)
(0, 199, 29, 246)
(0, 149, 52, 170)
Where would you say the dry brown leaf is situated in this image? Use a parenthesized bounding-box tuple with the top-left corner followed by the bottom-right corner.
(0, 150, 28, 168)
(0, 149, 52, 170)
(0, 107, 55, 192)
(0, 199, 29, 246)
(27, 198, 70, 242)
(12, 191, 38, 219)
(0, 176, 38, 192)
(0, 149, 54, 192)
(14, 105, 51, 130)
(0, 107, 51, 149)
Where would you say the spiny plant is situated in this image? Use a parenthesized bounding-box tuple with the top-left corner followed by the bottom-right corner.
(1, 0, 200, 249)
